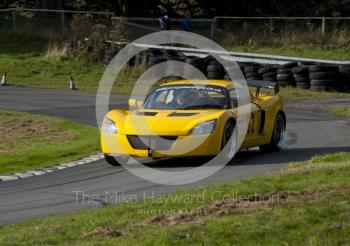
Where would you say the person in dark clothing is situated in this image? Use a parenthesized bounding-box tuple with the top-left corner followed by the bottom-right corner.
(158, 5, 171, 30)
(181, 15, 192, 32)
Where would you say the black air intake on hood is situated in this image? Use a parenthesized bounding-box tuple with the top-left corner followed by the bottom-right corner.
(135, 111, 158, 116)
(168, 112, 198, 117)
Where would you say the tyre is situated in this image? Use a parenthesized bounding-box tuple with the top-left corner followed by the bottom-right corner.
(292, 66, 309, 75)
(104, 154, 129, 166)
(300, 61, 318, 66)
(207, 71, 224, 79)
(294, 75, 309, 82)
(260, 113, 286, 152)
(263, 76, 276, 82)
(310, 80, 333, 86)
(259, 67, 275, 74)
(246, 77, 262, 80)
(277, 69, 293, 75)
(339, 65, 350, 75)
(245, 72, 260, 78)
(277, 74, 294, 81)
(244, 65, 260, 73)
(261, 72, 276, 78)
(309, 72, 335, 80)
(278, 81, 290, 87)
(185, 58, 205, 74)
(308, 65, 338, 73)
(281, 62, 298, 69)
(207, 64, 223, 72)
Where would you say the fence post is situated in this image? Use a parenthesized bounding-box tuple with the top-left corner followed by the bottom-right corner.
(210, 17, 217, 41)
(61, 12, 65, 35)
(321, 17, 326, 36)
(12, 9, 16, 32)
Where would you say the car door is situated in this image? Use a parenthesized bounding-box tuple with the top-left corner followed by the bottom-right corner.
(229, 89, 261, 145)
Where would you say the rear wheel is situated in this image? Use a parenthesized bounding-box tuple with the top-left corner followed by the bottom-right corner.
(260, 113, 286, 152)
(104, 154, 129, 166)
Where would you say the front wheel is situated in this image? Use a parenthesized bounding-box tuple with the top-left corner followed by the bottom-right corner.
(221, 121, 237, 159)
(259, 113, 286, 153)
(104, 154, 130, 166)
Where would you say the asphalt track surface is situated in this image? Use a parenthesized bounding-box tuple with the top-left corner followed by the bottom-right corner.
(0, 86, 349, 225)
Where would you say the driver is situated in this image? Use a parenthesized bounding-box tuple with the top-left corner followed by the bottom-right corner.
(175, 89, 197, 108)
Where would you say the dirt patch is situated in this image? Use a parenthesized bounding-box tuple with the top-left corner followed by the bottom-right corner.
(0, 115, 77, 154)
(143, 189, 340, 226)
(83, 227, 124, 238)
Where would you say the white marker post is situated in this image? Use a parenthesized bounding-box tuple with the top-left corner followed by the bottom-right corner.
(1, 71, 8, 86)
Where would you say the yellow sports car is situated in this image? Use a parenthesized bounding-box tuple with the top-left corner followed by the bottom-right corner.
(101, 80, 285, 166)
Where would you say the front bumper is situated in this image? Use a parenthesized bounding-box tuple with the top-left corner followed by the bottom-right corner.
(101, 132, 222, 158)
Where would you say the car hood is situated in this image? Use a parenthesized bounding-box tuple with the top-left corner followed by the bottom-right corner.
(120, 109, 226, 136)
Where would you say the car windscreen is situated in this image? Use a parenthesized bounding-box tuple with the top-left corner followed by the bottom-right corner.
(143, 84, 229, 110)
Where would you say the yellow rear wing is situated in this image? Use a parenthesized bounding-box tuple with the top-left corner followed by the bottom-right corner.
(247, 80, 280, 96)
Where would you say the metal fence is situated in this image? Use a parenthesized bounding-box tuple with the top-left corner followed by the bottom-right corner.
(214, 17, 350, 45)
(1, 8, 350, 44)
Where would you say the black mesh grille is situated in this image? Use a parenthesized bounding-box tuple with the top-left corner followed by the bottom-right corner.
(127, 135, 178, 150)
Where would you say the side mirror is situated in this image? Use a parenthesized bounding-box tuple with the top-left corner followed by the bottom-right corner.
(128, 99, 143, 108)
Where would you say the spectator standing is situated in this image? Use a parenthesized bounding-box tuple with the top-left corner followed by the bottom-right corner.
(181, 15, 192, 32)
(158, 5, 171, 30)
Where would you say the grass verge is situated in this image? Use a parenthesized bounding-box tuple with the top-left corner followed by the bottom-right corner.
(327, 106, 350, 119)
(278, 87, 349, 101)
(0, 110, 99, 175)
(229, 44, 350, 61)
(0, 152, 349, 245)
(0, 37, 141, 94)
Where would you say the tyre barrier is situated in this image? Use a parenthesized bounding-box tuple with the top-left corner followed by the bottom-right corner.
(337, 65, 350, 92)
(207, 60, 225, 79)
(139, 51, 350, 93)
(183, 57, 207, 78)
(308, 65, 338, 92)
(243, 64, 262, 80)
(259, 66, 277, 82)
(276, 62, 299, 87)
(292, 66, 310, 89)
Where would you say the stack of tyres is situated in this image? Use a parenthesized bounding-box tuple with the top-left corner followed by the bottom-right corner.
(238, 62, 253, 75)
(258, 66, 277, 82)
(309, 65, 338, 92)
(277, 62, 298, 87)
(163, 50, 186, 77)
(338, 65, 350, 92)
(166, 56, 185, 78)
(244, 64, 262, 80)
(292, 66, 310, 89)
(207, 60, 225, 79)
(147, 49, 167, 68)
(183, 57, 206, 79)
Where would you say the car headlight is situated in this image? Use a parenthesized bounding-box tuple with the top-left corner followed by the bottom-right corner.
(190, 120, 216, 135)
(102, 118, 118, 134)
